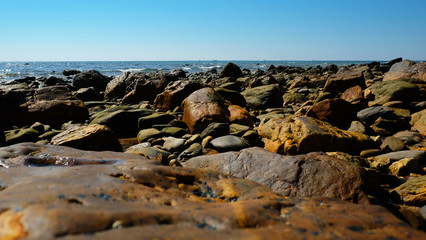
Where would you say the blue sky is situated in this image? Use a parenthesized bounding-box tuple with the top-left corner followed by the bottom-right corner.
(0, 0, 425, 61)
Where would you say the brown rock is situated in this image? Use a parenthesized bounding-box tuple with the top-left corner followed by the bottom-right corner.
(341, 85, 364, 103)
(33, 85, 76, 101)
(51, 124, 122, 152)
(154, 80, 203, 110)
(306, 98, 355, 128)
(121, 80, 157, 104)
(411, 109, 426, 136)
(392, 175, 426, 206)
(323, 67, 366, 95)
(0, 143, 424, 239)
(383, 60, 426, 82)
(182, 88, 230, 134)
(257, 116, 377, 155)
(183, 147, 371, 203)
(227, 105, 253, 126)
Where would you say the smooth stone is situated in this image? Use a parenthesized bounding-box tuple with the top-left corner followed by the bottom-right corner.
(161, 127, 187, 137)
(347, 120, 368, 134)
(393, 131, 423, 145)
(125, 145, 171, 159)
(73, 70, 110, 91)
(210, 135, 250, 152)
(200, 122, 230, 139)
(137, 128, 162, 143)
(380, 136, 406, 152)
(178, 143, 202, 161)
(138, 113, 175, 130)
(230, 124, 251, 137)
(184, 134, 201, 147)
(219, 62, 243, 78)
(356, 106, 394, 124)
(162, 137, 186, 152)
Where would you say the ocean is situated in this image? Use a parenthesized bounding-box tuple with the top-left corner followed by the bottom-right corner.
(0, 60, 381, 83)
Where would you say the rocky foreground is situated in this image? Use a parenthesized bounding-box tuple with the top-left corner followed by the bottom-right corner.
(0, 59, 425, 239)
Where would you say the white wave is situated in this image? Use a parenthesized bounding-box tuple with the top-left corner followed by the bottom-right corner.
(118, 68, 146, 72)
(198, 65, 221, 70)
(182, 67, 192, 70)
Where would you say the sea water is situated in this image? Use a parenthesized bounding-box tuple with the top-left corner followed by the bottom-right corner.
(0, 60, 380, 83)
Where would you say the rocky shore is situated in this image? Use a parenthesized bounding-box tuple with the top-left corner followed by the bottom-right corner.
(0, 59, 425, 239)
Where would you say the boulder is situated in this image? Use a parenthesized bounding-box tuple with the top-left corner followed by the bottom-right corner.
(154, 81, 203, 110)
(356, 106, 394, 124)
(306, 98, 356, 128)
(121, 79, 158, 104)
(368, 80, 420, 106)
(242, 84, 284, 110)
(63, 69, 81, 76)
(411, 109, 426, 136)
(219, 62, 243, 78)
(323, 67, 366, 95)
(73, 70, 110, 91)
(50, 124, 122, 151)
(210, 135, 250, 152)
(200, 122, 230, 139)
(227, 104, 253, 126)
(138, 113, 175, 130)
(214, 87, 246, 107)
(74, 87, 103, 101)
(257, 116, 377, 155)
(33, 85, 76, 101)
(183, 147, 371, 203)
(41, 76, 69, 86)
(384, 57, 403, 67)
(0, 143, 422, 239)
(383, 60, 426, 82)
(104, 72, 152, 100)
(392, 175, 426, 206)
(182, 88, 230, 134)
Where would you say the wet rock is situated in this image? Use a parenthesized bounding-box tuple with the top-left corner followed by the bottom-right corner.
(411, 109, 426, 136)
(178, 143, 202, 161)
(227, 104, 253, 126)
(51, 124, 122, 152)
(137, 128, 162, 143)
(392, 175, 426, 206)
(5, 128, 39, 145)
(383, 60, 426, 82)
(306, 98, 355, 128)
(183, 147, 371, 203)
(200, 122, 230, 139)
(368, 80, 420, 106)
(182, 88, 230, 134)
(63, 69, 81, 76)
(153, 81, 203, 110)
(74, 87, 103, 101)
(125, 144, 171, 159)
(73, 70, 110, 92)
(0, 143, 422, 239)
(242, 84, 284, 110)
(219, 62, 243, 78)
(210, 135, 250, 152)
(258, 116, 376, 155)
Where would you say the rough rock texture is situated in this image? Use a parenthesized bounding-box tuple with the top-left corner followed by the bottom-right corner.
(184, 147, 372, 203)
(104, 72, 149, 100)
(323, 67, 366, 95)
(306, 98, 355, 128)
(219, 62, 243, 78)
(0, 143, 423, 239)
(368, 80, 420, 106)
(392, 175, 426, 206)
(383, 60, 426, 82)
(227, 104, 253, 126)
(33, 85, 76, 101)
(258, 116, 377, 155)
(73, 70, 110, 92)
(121, 80, 158, 104)
(51, 124, 122, 152)
(154, 80, 203, 110)
(182, 88, 230, 133)
(242, 84, 284, 110)
(411, 109, 426, 136)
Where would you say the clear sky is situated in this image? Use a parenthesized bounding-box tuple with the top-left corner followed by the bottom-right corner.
(0, 0, 425, 61)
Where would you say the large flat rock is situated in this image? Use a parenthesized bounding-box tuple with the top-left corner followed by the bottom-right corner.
(0, 143, 424, 239)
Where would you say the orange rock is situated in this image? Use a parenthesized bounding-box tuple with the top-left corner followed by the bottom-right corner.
(227, 105, 253, 126)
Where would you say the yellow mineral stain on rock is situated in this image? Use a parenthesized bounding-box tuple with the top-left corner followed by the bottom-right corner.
(0, 210, 27, 240)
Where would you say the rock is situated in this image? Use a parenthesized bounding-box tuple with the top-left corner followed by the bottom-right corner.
(368, 80, 420, 106)
(137, 128, 162, 143)
(182, 88, 230, 134)
(91, 107, 153, 138)
(5, 128, 39, 145)
(210, 135, 250, 152)
(242, 130, 264, 147)
(0, 89, 27, 127)
(73, 70, 110, 91)
(163, 137, 186, 152)
(74, 87, 103, 101)
(63, 69, 81, 76)
(51, 124, 122, 152)
(178, 143, 202, 161)
(227, 104, 253, 126)
(30, 122, 45, 134)
(258, 116, 377, 155)
(356, 106, 394, 124)
(183, 147, 371, 202)
(380, 136, 406, 152)
(219, 62, 243, 78)
(39, 130, 61, 141)
(411, 109, 426, 136)
(389, 158, 421, 176)
(104, 72, 148, 100)
(371, 150, 426, 171)
(42, 76, 68, 86)
(383, 60, 426, 82)
(125, 144, 171, 159)
(242, 84, 284, 110)
(249, 75, 277, 88)
(230, 124, 251, 137)
(306, 98, 355, 128)
(214, 87, 246, 107)
(121, 80, 157, 104)
(161, 127, 187, 137)
(34, 85, 76, 101)
(200, 122, 230, 139)
(393, 131, 423, 145)
(392, 175, 426, 206)
(347, 120, 368, 134)
(0, 143, 422, 239)
(384, 57, 403, 67)
(323, 67, 366, 95)
(153, 80, 204, 111)
(23, 100, 89, 128)
(138, 113, 175, 130)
